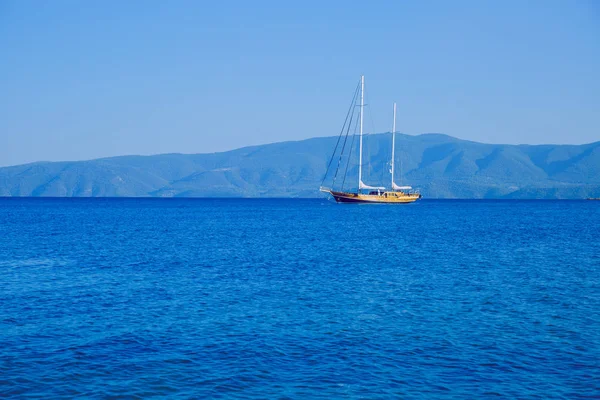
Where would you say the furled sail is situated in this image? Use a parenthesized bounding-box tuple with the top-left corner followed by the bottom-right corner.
(360, 180, 385, 190)
(392, 182, 412, 191)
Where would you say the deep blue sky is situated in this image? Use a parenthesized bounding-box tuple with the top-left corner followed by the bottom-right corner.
(1, 0, 598, 166)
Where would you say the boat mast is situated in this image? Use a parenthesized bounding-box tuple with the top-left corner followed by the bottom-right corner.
(391, 102, 396, 190)
(358, 75, 364, 190)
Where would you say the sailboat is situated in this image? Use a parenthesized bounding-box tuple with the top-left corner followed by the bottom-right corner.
(320, 75, 421, 203)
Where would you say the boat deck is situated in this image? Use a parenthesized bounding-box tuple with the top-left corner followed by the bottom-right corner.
(329, 190, 421, 204)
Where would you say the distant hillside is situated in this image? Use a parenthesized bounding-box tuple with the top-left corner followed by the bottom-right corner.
(1, 133, 599, 198)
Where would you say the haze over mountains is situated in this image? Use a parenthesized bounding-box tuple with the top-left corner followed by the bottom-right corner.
(1, 133, 599, 199)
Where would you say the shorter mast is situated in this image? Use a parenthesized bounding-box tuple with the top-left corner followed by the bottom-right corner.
(391, 103, 412, 191)
(358, 75, 364, 191)
(391, 102, 396, 190)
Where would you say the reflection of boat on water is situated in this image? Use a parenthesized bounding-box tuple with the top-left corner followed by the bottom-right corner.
(320, 76, 421, 204)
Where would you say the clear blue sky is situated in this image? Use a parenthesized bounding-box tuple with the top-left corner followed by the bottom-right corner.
(1, 0, 598, 166)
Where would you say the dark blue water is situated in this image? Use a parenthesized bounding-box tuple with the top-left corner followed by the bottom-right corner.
(1, 198, 598, 398)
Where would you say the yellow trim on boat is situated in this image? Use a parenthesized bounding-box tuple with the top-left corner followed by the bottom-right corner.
(328, 190, 420, 204)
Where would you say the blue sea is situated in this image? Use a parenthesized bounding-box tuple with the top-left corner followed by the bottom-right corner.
(1, 198, 598, 398)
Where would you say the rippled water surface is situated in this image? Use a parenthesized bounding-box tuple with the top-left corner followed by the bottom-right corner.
(1, 198, 599, 398)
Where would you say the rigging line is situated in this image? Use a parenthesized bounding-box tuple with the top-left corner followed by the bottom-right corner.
(379, 133, 391, 186)
(332, 87, 359, 187)
(332, 108, 355, 186)
(341, 132, 356, 191)
(341, 109, 360, 190)
(396, 113, 403, 186)
(368, 101, 382, 187)
(320, 80, 361, 188)
(341, 121, 358, 191)
(399, 131, 403, 186)
(363, 83, 383, 187)
(364, 82, 377, 140)
(363, 84, 375, 186)
(321, 81, 359, 188)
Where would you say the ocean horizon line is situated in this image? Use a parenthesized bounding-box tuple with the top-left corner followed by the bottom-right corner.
(0, 196, 595, 201)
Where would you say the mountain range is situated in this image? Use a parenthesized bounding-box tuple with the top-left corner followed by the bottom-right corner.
(1, 133, 599, 198)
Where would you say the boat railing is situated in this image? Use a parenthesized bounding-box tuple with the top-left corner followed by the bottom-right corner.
(395, 188, 420, 195)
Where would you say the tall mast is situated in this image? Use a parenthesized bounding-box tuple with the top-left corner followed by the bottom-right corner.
(391, 102, 396, 189)
(358, 75, 364, 190)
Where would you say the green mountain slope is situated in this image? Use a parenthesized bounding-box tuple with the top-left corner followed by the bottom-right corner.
(1, 134, 599, 198)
